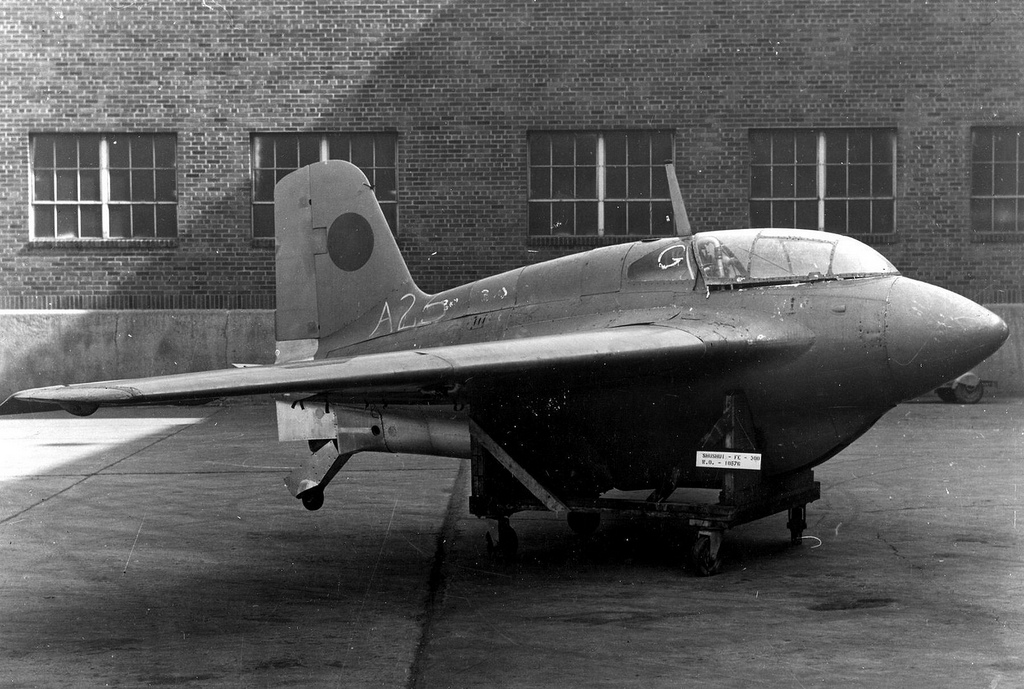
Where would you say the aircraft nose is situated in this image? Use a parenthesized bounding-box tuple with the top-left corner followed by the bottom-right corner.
(885, 277, 1008, 400)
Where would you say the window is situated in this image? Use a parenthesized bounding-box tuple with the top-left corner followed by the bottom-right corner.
(971, 127, 1024, 236)
(252, 133, 398, 238)
(528, 131, 675, 236)
(31, 133, 177, 239)
(749, 129, 896, 235)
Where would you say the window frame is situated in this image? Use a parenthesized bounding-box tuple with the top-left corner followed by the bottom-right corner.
(30, 133, 178, 240)
(251, 132, 398, 239)
(527, 130, 676, 238)
(749, 128, 897, 237)
(971, 126, 1024, 239)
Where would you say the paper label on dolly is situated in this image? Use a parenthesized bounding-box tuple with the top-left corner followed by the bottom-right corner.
(697, 450, 762, 471)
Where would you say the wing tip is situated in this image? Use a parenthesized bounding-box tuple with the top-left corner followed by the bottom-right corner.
(0, 395, 63, 416)
(4, 385, 136, 416)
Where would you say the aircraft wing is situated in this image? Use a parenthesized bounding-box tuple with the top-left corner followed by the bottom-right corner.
(2, 322, 812, 416)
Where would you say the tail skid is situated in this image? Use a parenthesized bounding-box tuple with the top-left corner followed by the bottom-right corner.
(274, 161, 425, 362)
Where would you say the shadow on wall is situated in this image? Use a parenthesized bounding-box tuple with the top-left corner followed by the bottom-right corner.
(0, 310, 275, 402)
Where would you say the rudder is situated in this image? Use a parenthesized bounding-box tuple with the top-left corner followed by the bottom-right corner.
(274, 160, 424, 362)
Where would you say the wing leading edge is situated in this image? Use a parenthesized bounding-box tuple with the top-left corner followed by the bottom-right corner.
(3, 322, 813, 416)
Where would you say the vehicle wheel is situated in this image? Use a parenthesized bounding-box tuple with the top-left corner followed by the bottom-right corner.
(690, 534, 722, 577)
(300, 488, 325, 511)
(566, 511, 601, 537)
(787, 505, 807, 546)
(953, 382, 984, 404)
(936, 388, 957, 403)
(496, 518, 518, 560)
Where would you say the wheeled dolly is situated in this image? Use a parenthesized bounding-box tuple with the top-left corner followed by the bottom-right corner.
(468, 419, 820, 575)
(638, 469, 819, 575)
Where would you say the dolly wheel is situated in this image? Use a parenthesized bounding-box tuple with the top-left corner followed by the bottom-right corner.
(300, 488, 325, 511)
(486, 517, 519, 560)
(690, 533, 722, 576)
(566, 511, 601, 537)
(498, 518, 519, 559)
(787, 505, 807, 545)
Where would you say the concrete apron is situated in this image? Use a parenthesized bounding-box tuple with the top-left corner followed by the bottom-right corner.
(0, 404, 462, 687)
(1, 400, 1023, 687)
(415, 399, 1024, 689)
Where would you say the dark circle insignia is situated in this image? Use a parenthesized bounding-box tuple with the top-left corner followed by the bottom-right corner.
(327, 213, 374, 272)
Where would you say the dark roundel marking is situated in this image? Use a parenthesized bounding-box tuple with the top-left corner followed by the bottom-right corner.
(327, 213, 374, 272)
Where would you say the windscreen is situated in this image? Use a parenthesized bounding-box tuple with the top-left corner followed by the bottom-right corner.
(694, 229, 898, 286)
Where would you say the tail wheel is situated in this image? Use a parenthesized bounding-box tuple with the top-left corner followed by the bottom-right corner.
(300, 488, 325, 511)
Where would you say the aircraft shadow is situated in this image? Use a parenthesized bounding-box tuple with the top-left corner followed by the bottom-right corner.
(461, 511, 801, 577)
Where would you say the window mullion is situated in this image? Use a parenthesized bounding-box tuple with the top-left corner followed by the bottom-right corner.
(75, 137, 83, 239)
(984, 131, 992, 202)
(817, 132, 826, 231)
(100, 135, 110, 238)
(1011, 130, 1019, 232)
(988, 131, 994, 231)
(597, 134, 606, 236)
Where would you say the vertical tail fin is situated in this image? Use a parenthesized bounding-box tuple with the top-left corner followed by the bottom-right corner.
(274, 160, 425, 362)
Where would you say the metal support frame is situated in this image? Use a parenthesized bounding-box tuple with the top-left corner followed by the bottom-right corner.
(647, 389, 761, 504)
(469, 419, 568, 515)
(467, 400, 819, 575)
(699, 389, 759, 453)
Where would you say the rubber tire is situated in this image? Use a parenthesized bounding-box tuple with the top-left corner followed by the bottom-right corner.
(498, 519, 518, 559)
(787, 506, 807, 546)
(301, 489, 325, 511)
(690, 535, 722, 577)
(953, 383, 984, 404)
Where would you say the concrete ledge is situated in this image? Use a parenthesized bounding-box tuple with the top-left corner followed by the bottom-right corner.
(0, 310, 275, 401)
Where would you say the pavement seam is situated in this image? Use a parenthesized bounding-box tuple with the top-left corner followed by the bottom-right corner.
(0, 407, 226, 526)
(407, 457, 472, 689)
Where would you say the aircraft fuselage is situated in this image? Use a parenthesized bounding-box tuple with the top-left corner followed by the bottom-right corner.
(316, 234, 1003, 497)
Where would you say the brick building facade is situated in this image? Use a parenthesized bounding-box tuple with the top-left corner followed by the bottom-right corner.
(2, 0, 1023, 310)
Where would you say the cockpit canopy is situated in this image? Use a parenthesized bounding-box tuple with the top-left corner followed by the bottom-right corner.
(693, 228, 898, 286)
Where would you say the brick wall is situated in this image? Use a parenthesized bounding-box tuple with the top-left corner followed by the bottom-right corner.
(1, 0, 1022, 303)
